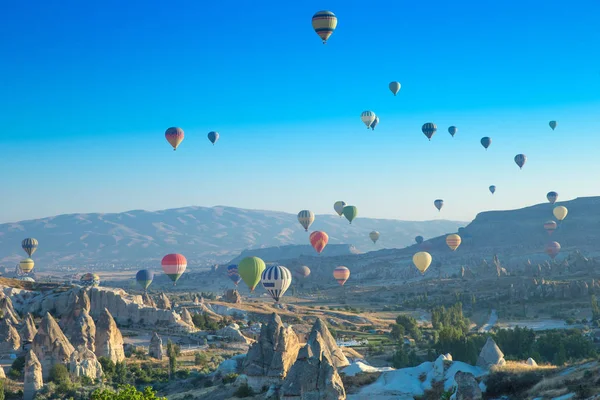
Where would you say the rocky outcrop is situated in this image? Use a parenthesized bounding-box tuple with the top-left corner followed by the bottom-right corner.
(509, 278, 591, 302)
(526, 357, 538, 366)
(0, 292, 20, 325)
(95, 308, 125, 363)
(20, 313, 37, 343)
(280, 330, 346, 400)
(242, 313, 300, 389)
(224, 289, 242, 304)
(24, 349, 43, 400)
(141, 293, 156, 307)
(69, 345, 103, 380)
(307, 318, 349, 368)
(156, 293, 171, 310)
(0, 317, 20, 354)
(60, 289, 96, 352)
(216, 323, 251, 343)
(13, 287, 193, 332)
(32, 312, 75, 379)
(149, 332, 163, 360)
(181, 308, 194, 326)
(477, 337, 505, 370)
(454, 371, 482, 400)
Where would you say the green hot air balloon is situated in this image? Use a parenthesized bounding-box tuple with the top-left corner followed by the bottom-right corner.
(238, 256, 266, 292)
(342, 205, 358, 224)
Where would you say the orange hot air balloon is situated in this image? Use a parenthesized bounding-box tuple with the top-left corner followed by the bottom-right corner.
(333, 266, 350, 286)
(309, 231, 329, 254)
(446, 234, 462, 251)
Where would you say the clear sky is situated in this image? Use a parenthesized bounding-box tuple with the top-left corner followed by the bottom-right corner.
(1, 0, 599, 224)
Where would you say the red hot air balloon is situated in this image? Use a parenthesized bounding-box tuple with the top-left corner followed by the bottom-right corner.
(545, 242, 561, 259)
(161, 253, 187, 285)
(309, 231, 329, 254)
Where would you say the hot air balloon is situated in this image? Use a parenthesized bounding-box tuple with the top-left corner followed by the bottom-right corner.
(489, 185, 496, 195)
(369, 231, 380, 244)
(361, 111, 376, 129)
(161, 254, 187, 285)
(227, 264, 242, 286)
(448, 126, 457, 137)
(480, 137, 492, 150)
(547, 191, 559, 204)
(334, 201, 346, 217)
(342, 205, 358, 224)
(312, 10, 337, 44)
(545, 241, 561, 259)
(553, 206, 568, 221)
(543, 220, 557, 235)
(333, 266, 350, 286)
(298, 210, 315, 232)
(238, 256, 266, 292)
(549, 121, 557, 130)
(19, 258, 35, 273)
(21, 238, 38, 257)
(310, 231, 329, 254)
(422, 123, 437, 141)
(80, 273, 100, 287)
(389, 81, 401, 96)
(413, 252, 432, 273)
(434, 199, 444, 212)
(207, 131, 219, 145)
(446, 234, 462, 251)
(295, 266, 311, 278)
(415, 236, 424, 245)
(370, 116, 379, 131)
(514, 154, 527, 169)
(136, 269, 154, 291)
(165, 127, 184, 151)
(261, 265, 292, 302)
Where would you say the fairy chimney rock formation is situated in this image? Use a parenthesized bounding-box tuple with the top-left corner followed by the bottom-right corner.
(23, 349, 43, 400)
(69, 345, 103, 380)
(156, 293, 171, 310)
(307, 318, 349, 368)
(149, 332, 163, 360)
(59, 289, 96, 352)
(32, 312, 75, 379)
(477, 337, 505, 369)
(20, 313, 37, 343)
(181, 308, 194, 326)
(94, 308, 125, 363)
(0, 317, 20, 354)
(142, 292, 156, 307)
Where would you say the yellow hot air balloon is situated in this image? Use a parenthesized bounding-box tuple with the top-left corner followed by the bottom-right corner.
(446, 234, 462, 251)
(413, 252, 432, 274)
(19, 258, 35, 273)
(553, 206, 568, 221)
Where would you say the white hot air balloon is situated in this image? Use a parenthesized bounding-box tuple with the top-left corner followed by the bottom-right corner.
(361, 111, 377, 129)
(261, 265, 292, 302)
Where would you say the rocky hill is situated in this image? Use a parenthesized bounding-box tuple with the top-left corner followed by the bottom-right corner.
(0, 205, 463, 268)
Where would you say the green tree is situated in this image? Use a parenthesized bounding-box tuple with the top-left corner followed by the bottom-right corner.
(395, 315, 422, 341)
(591, 295, 600, 321)
(91, 385, 167, 400)
(553, 343, 567, 366)
(389, 324, 405, 342)
(49, 364, 71, 385)
(0, 379, 5, 400)
(166, 340, 179, 379)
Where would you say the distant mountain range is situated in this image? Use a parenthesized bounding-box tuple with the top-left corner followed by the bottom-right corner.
(0, 206, 465, 268)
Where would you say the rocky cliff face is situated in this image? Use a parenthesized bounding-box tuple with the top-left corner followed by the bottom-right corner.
(307, 318, 349, 369)
(0, 317, 20, 354)
(69, 345, 103, 380)
(20, 313, 37, 343)
(180, 308, 194, 327)
(149, 332, 163, 360)
(156, 293, 171, 310)
(95, 308, 125, 363)
(12, 287, 193, 332)
(242, 313, 300, 390)
(477, 337, 505, 370)
(32, 312, 75, 379)
(0, 292, 20, 325)
(223, 289, 242, 304)
(23, 349, 43, 400)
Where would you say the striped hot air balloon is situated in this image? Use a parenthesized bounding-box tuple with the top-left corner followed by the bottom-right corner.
(161, 254, 187, 285)
(333, 266, 350, 286)
(136, 269, 154, 291)
(545, 241, 561, 259)
(543, 220, 557, 235)
(309, 231, 329, 254)
(297, 210, 315, 231)
(21, 238, 38, 257)
(311, 10, 337, 44)
(261, 265, 292, 302)
(165, 127, 184, 151)
(361, 111, 377, 129)
(19, 258, 35, 273)
(227, 264, 242, 286)
(422, 123, 437, 140)
(446, 234, 462, 251)
(80, 273, 100, 287)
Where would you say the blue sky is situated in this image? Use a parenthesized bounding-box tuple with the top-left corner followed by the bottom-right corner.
(1, 0, 599, 223)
